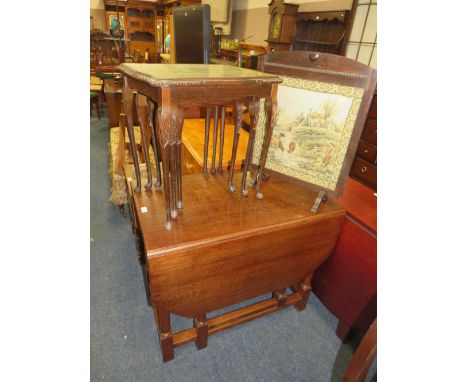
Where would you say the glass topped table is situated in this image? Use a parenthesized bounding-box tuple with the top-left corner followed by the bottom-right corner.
(118, 63, 282, 230)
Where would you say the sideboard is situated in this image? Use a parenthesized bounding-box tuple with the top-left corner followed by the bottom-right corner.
(313, 177, 377, 341)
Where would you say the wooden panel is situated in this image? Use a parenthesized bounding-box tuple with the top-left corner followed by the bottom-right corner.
(148, 212, 344, 317)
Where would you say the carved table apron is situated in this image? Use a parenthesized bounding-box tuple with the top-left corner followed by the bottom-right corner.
(126, 172, 345, 362)
(118, 64, 281, 230)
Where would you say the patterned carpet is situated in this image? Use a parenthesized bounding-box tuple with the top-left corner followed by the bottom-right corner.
(90, 113, 369, 382)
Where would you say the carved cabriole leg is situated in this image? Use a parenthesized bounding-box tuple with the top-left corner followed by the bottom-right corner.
(156, 308, 174, 362)
(274, 287, 287, 307)
(123, 78, 141, 192)
(241, 96, 260, 196)
(295, 274, 313, 311)
(211, 106, 219, 175)
(228, 101, 244, 193)
(217, 106, 226, 174)
(203, 107, 212, 176)
(136, 94, 153, 190)
(148, 100, 162, 188)
(157, 88, 183, 231)
(194, 313, 208, 350)
(255, 84, 278, 199)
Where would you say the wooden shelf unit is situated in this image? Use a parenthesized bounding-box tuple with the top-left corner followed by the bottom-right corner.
(265, 1, 353, 55)
(293, 10, 351, 55)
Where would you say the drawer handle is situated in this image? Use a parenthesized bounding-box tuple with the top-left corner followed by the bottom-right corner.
(361, 166, 367, 173)
(364, 149, 369, 154)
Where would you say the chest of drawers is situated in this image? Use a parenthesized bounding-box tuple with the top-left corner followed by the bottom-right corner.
(350, 93, 377, 190)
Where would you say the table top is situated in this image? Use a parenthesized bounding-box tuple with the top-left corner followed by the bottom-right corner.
(220, 48, 267, 57)
(118, 63, 281, 87)
(128, 172, 344, 258)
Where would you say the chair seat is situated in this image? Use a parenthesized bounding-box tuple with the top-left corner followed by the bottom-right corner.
(108, 126, 157, 205)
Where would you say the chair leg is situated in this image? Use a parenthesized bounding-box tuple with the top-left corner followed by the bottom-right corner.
(96, 98, 101, 120)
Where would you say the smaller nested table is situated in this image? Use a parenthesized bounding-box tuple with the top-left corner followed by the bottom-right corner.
(118, 63, 282, 230)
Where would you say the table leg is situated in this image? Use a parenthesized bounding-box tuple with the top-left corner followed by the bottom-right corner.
(228, 101, 244, 192)
(148, 100, 162, 188)
(170, 144, 178, 219)
(211, 106, 219, 175)
(217, 106, 226, 174)
(295, 273, 313, 311)
(136, 94, 153, 190)
(203, 107, 212, 176)
(157, 95, 184, 230)
(123, 78, 141, 192)
(241, 97, 259, 196)
(255, 84, 278, 199)
(156, 308, 174, 362)
(174, 143, 182, 209)
(194, 313, 208, 350)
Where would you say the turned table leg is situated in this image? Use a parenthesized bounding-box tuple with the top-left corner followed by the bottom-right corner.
(241, 96, 259, 196)
(155, 308, 174, 362)
(255, 84, 278, 199)
(295, 273, 313, 311)
(176, 142, 183, 209)
(211, 106, 219, 175)
(217, 106, 226, 174)
(170, 144, 178, 218)
(194, 313, 208, 350)
(228, 101, 244, 193)
(123, 78, 141, 192)
(136, 94, 153, 190)
(203, 107, 212, 176)
(148, 100, 162, 188)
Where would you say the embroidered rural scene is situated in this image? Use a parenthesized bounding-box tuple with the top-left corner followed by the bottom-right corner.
(267, 84, 354, 182)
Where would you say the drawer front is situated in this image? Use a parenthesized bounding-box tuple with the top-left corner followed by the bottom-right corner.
(351, 157, 377, 189)
(361, 119, 377, 145)
(356, 141, 377, 163)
